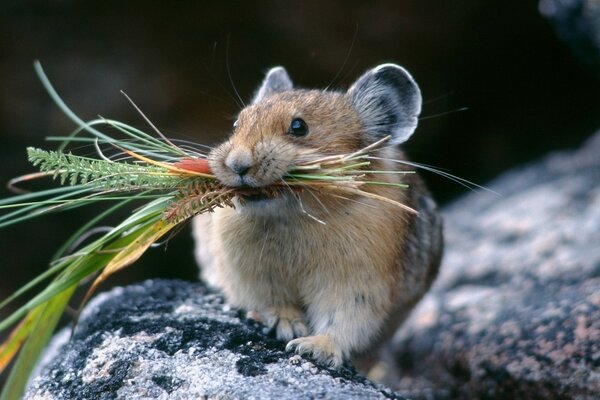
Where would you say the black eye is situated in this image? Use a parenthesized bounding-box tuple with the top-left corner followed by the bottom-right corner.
(233, 119, 239, 129)
(288, 118, 309, 137)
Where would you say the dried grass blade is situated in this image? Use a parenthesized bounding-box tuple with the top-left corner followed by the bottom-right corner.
(341, 135, 391, 161)
(78, 218, 176, 311)
(324, 185, 418, 215)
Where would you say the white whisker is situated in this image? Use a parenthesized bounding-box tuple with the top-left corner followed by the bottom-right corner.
(284, 178, 332, 216)
(367, 156, 499, 195)
(286, 187, 326, 225)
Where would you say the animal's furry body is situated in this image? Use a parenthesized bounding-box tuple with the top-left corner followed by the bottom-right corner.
(193, 64, 443, 368)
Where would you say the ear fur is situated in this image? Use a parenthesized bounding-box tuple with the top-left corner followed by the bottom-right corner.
(252, 66, 293, 104)
(348, 63, 422, 144)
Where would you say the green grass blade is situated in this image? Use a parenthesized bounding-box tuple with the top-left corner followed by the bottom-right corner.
(54, 118, 183, 160)
(285, 173, 358, 181)
(0, 203, 167, 332)
(102, 119, 187, 157)
(33, 61, 113, 145)
(0, 258, 71, 313)
(0, 197, 147, 312)
(0, 285, 76, 400)
(0, 187, 95, 228)
(51, 196, 142, 260)
(0, 185, 89, 207)
(0, 215, 178, 399)
(46, 135, 182, 162)
(0, 305, 43, 372)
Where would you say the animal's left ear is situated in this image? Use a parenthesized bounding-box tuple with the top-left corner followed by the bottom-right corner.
(252, 66, 294, 104)
(347, 63, 422, 144)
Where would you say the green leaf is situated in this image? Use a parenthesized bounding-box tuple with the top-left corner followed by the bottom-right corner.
(0, 285, 76, 400)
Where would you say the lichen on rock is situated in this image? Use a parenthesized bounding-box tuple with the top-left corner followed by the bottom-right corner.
(25, 280, 404, 400)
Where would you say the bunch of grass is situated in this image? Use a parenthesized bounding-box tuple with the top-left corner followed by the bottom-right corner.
(0, 62, 414, 399)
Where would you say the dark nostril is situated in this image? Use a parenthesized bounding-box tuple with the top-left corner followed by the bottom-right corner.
(225, 149, 253, 177)
(233, 163, 251, 176)
(227, 159, 252, 176)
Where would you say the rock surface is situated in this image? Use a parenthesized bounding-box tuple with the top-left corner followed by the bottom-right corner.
(391, 131, 600, 399)
(25, 280, 404, 400)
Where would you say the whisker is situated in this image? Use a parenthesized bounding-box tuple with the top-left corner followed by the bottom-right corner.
(368, 156, 499, 195)
(300, 184, 332, 215)
(282, 182, 326, 225)
(324, 24, 358, 91)
(282, 178, 331, 216)
(200, 55, 245, 111)
(225, 34, 246, 108)
(422, 91, 456, 105)
(419, 107, 469, 121)
(298, 200, 326, 224)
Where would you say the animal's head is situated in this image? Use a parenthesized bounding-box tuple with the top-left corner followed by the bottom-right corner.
(209, 63, 421, 207)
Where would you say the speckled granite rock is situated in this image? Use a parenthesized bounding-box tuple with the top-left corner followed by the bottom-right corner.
(391, 131, 600, 399)
(25, 279, 404, 400)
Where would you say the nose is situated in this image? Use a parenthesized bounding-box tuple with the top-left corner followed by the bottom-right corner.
(225, 149, 253, 176)
(229, 161, 251, 176)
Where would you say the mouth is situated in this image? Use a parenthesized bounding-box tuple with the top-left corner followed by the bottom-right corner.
(238, 192, 274, 202)
(235, 186, 282, 204)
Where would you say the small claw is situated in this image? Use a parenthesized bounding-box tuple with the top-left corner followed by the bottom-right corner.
(286, 335, 343, 368)
(258, 307, 308, 341)
(276, 317, 309, 341)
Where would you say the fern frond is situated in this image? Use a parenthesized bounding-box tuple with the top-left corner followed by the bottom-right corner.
(27, 148, 186, 191)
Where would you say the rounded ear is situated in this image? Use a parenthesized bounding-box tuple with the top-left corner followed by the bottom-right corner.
(252, 66, 293, 104)
(347, 63, 422, 144)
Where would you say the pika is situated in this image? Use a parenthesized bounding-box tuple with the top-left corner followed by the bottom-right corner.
(193, 64, 443, 369)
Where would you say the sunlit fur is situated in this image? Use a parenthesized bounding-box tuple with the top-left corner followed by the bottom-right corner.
(194, 65, 443, 369)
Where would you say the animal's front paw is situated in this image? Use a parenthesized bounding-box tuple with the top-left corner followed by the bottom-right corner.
(255, 306, 308, 341)
(286, 334, 343, 368)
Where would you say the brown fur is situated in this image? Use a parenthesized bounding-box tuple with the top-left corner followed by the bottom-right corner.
(193, 70, 443, 369)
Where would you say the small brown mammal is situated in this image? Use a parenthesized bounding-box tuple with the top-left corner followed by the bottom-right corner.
(193, 64, 443, 368)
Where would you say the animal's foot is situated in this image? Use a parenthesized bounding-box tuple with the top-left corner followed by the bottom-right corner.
(286, 334, 343, 368)
(255, 306, 308, 341)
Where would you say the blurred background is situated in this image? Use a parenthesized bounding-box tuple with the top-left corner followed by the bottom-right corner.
(0, 0, 599, 375)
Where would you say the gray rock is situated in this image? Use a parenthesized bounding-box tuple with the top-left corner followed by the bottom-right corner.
(391, 131, 600, 399)
(25, 280, 404, 400)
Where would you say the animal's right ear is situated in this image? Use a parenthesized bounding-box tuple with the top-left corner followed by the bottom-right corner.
(252, 66, 293, 104)
(348, 64, 422, 145)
